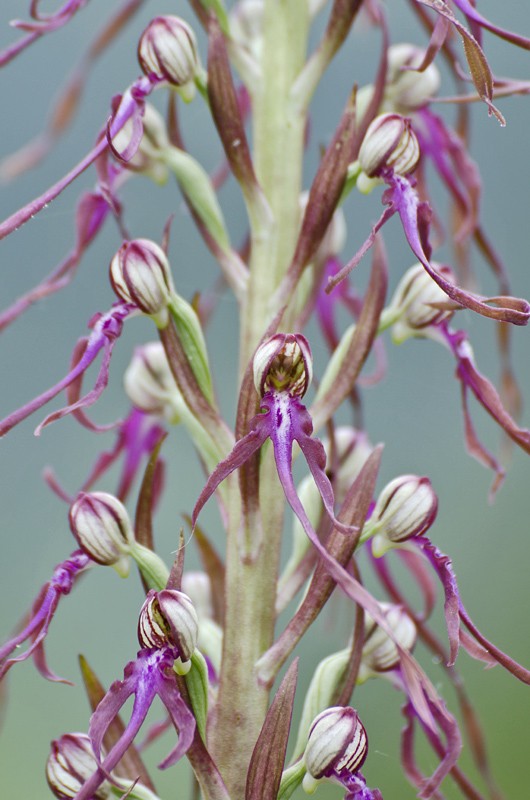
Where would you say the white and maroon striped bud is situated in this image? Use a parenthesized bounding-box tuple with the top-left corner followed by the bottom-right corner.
(359, 604, 417, 680)
(386, 43, 441, 111)
(370, 475, 438, 556)
(253, 334, 313, 398)
(110, 239, 175, 326)
(69, 492, 135, 576)
(138, 589, 199, 669)
(359, 113, 419, 180)
(389, 263, 456, 343)
(303, 706, 368, 784)
(138, 16, 201, 95)
(46, 733, 110, 800)
(124, 342, 180, 422)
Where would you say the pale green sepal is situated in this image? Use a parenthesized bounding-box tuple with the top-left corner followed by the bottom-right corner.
(277, 760, 306, 800)
(314, 323, 355, 404)
(168, 294, 213, 402)
(291, 648, 350, 762)
(110, 553, 131, 579)
(110, 779, 163, 800)
(185, 649, 209, 743)
(377, 306, 403, 336)
(130, 543, 170, 591)
(194, 68, 209, 104)
(161, 146, 230, 251)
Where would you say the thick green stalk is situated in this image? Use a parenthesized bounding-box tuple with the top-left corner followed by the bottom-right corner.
(210, 4, 311, 797)
(240, 0, 310, 365)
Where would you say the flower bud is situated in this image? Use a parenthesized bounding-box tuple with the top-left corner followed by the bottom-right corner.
(370, 475, 438, 556)
(110, 239, 175, 325)
(181, 571, 214, 619)
(323, 427, 373, 505)
(124, 342, 180, 422)
(389, 263, 456, 343)
(46, 733, 110, 800)
(253, 333, 313, 398)
(359, 113, 419, 179)
(359, 604, 417, 680)
(69, 492, 135, 576)
(304, 706, 368, 782)
(181, 572, 223, 677)
(138, 16, 201, 95)
(386, 43, 441, 111)
(138, 589, 199, 666)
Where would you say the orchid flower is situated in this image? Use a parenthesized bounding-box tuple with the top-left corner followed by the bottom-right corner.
(73, 590, 197, 800)
(361, 473, 530, 685)
(192, 333, 353, 556)
(0, 550, 91, 683)
(327, 113, 530, 326)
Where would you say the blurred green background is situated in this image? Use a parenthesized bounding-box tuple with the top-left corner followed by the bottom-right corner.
(0, 1, 529, 798)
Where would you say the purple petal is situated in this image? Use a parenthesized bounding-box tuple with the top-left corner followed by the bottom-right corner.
(0, 551, 90, 682)
(326, 207, 395, 294)
(275, 394, 353, 536)
(156, 681, 196, 769)
(0, 303, 133, 438)
(449, 328, 530, 458)
(192, 416, 270, 528)
(401, 700, 463, 800)
(416, 537, 462, 666)
(419, 536, 530, 684)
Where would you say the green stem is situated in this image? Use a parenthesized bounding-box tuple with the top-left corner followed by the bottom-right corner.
(210, 4, 311, 797)
(240, 0, 310, 365)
